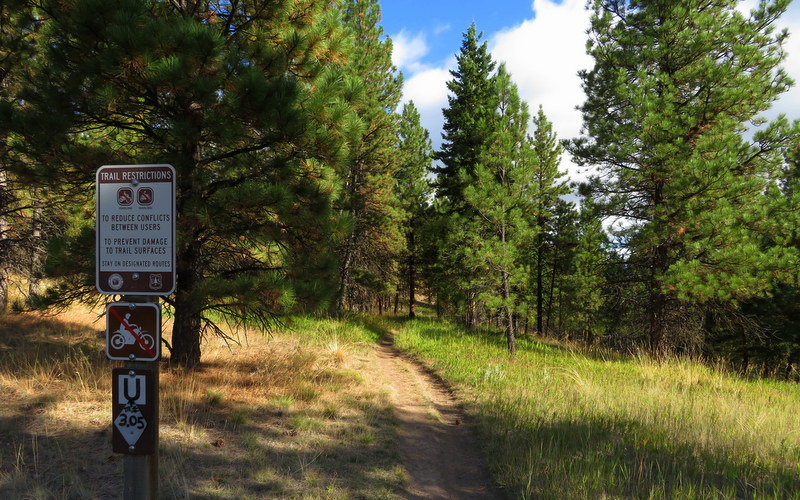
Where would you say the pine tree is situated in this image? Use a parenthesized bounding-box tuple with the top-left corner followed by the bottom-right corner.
(434, 23, 497, 209)
(395, 101, 433, 318)
(10, 0, 353, 366)
(529, 106, 569, 336)
(0, 0, 39, 311)
(459, 65, 537, 354)
(562, 198, 609, 345)
(429, 24, 498, 329)
(334, 0, 404, 312)
(571, 0, 800, 354)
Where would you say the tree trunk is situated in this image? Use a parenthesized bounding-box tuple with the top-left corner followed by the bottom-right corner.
(408, 227, 416, 318)
(545, 251, 558, 336)
(648, 240, 670, 357)
(558, 286, 566, 340)
(466, 291, 478, 332)
(337, 158, 362, 313)
(337, 231, 356, 312)
(648, 291, 669, 357)
(500, 223, 515, 354)
(741, 328, 750, 375)
(172, 233, 202, 367)
(27, 194, 44, 298)
(536, 225, 544, 335)
(0, 167, 9, 311)
(0, 246, 7, 311)
(171, 133, 204, 368)
(502, 270, 515, 355)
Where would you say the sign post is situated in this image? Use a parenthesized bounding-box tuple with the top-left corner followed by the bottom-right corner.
(98, 164, 174, 500)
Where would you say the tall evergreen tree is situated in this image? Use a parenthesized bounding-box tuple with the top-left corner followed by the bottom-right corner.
(459, 65, 537, 353)
(334, 0, 404, 312)
(433, 23, 497, 209)
(0, 1, 38, 311)
(429, 24, 498, 329)
(529, 106, 569, 336)
(571, 0, 800, 354)
(562, 197, 609, 345)
(10, 0, 353, 366)
(395, 101, 433, 318)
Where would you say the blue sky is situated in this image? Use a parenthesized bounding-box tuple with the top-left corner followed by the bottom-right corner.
(379, 0, 538, 68)
(378, 0, 800, 185)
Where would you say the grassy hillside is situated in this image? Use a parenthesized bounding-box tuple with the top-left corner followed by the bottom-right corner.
(392, 316, 800, 499)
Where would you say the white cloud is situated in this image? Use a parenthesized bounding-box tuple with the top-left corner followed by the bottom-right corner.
(434, 23, 452, 36)
(736, 0, 759, 15)
(491, 0, 592, 183)
(741, 1, 800, 124)
(776, 12, 800, 121)
(394, 0, 591, 183)
(402, 67, 451, 108)
(394, 0, 800, 188)
(392, 23, 455, 149)
(401, 67, 452, 147)
(391, 30, 429, 72)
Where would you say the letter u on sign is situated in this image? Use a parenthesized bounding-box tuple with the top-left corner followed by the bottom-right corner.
(119, 375, 147, 405)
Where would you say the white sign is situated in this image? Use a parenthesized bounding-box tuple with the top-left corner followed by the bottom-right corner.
(114, 403, 148, 446)
(118, 374, 147, 405)
(96, 165, 175, 295)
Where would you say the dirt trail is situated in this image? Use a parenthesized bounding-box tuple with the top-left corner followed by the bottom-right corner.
(365, 333, 503, 499)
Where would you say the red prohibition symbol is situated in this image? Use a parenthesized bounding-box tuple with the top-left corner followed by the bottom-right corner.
(108, 306, 156, 358)
(138, 187, 154, 205)
(118, 188, 134, 206)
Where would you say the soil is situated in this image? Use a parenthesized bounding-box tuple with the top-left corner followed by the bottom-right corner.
(364, 333, 504, 499)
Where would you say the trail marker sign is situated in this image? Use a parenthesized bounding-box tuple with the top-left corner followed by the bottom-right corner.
(106, 302, 161, 361)
(112, 368, 156, 454)
(96, 164, 175, 295)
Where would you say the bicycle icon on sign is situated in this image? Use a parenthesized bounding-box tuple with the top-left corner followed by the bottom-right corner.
(111, 313, 155, 350)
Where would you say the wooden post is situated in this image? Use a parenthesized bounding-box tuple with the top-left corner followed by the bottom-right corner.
(121, 295, 159, 500)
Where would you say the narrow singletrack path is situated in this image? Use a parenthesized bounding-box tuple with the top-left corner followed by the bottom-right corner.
(365, 332, 503, 499)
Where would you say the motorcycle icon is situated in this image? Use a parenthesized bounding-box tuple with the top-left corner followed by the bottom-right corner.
(111, 313, 155, 350)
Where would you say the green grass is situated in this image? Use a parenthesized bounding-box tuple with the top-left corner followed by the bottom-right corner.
(391, 315, 800, 499)
(8, 306, 798, 499)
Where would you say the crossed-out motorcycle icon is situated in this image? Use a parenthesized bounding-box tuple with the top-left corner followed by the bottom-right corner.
(111, 313, 155, 350)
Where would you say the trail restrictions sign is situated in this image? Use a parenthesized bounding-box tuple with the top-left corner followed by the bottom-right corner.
(96, 164, 176, 295)
(106, 302, 161, 361)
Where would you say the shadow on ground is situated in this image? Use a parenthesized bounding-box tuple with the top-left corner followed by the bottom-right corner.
(396, 314, 800, 498)
(0, 311, 408, 499)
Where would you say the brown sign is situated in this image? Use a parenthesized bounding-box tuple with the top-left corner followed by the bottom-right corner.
(106, 302, 161, 361)
(96, 164, 176, 295)
(112, 368, 157, 454)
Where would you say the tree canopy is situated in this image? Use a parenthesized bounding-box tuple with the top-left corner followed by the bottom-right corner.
(2, 1, 800, 377)
(571, 0, 800, 353)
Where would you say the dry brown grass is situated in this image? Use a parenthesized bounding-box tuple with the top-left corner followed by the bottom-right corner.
(0, 308, 406, 499)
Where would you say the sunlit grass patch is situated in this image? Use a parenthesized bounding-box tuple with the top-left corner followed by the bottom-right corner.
(393, 315, 800, 498)
(2, 309, 407, 499)
(156, 317, 406, 497)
